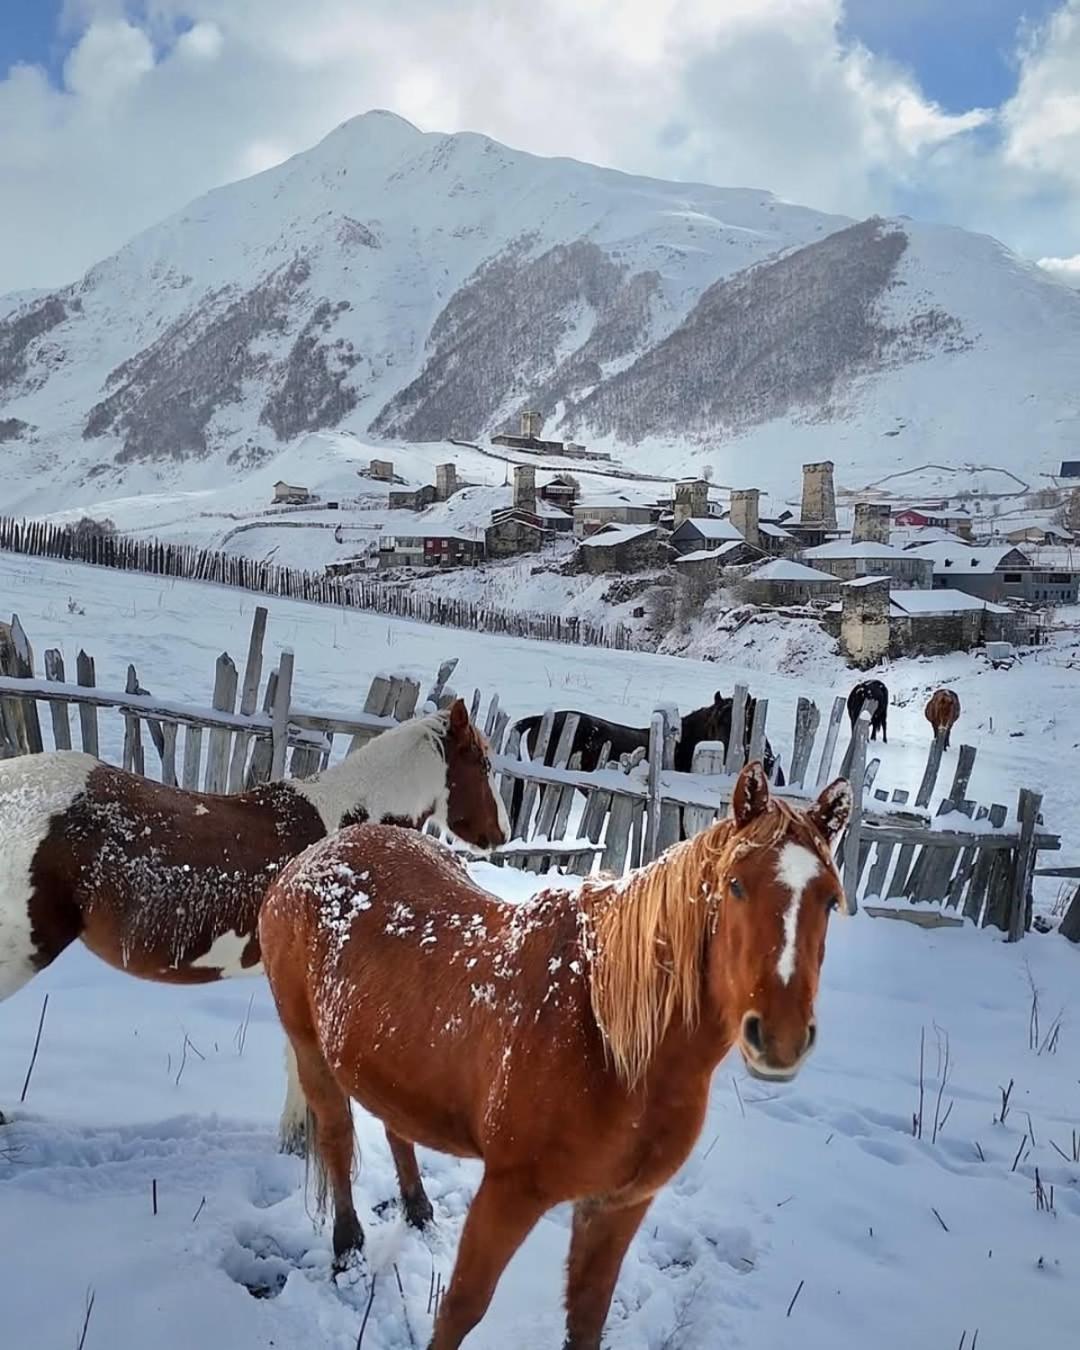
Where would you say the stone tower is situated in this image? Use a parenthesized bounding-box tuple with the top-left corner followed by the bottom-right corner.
(673, 478, 709, 529)
(852, 502, 890, 546)
(513, 464, 536, 512)
(729, 488, 761, 547)
(840, 577, 890, 668)
(801, 461, 837, 530)
(435, 463, 458, 500)
(520, 410, 541, 439)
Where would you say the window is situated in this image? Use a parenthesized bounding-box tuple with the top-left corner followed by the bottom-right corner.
(1003, 572, 1022, 583)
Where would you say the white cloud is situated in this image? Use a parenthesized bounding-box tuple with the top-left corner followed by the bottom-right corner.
(1038, 254, 1080, 286)
(0, 0, 1078, 295)
(63, 19, 155, 102)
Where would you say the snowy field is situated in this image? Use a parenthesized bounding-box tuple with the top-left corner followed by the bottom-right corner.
(2, 554, 1079, 1349)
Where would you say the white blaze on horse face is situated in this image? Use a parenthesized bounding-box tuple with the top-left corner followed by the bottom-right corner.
(189, 930, 261, 978)
(774, 842, 822, 986)
(0, 752, 96, 1000)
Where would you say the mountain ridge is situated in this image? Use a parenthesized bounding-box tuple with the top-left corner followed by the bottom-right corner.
(2, 110, 1079, 510)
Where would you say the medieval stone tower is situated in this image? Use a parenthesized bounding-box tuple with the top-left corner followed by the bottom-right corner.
(729, 488, 761, 547)
(673, 478, 709, 528)
(852, 502, 891, 546)
(801, 461, 837, 530)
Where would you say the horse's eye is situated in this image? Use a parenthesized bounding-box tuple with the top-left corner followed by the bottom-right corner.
(827, 896, 840, 913)
(729, 876, 744, 899)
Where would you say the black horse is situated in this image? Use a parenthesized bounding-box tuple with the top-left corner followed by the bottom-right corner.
(509, 692, 783, 824)
(847, 679, 889, 742)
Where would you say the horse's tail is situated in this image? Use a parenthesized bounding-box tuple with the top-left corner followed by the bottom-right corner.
(512, 714, 543, 760)
(303, 1105, 331, 1222)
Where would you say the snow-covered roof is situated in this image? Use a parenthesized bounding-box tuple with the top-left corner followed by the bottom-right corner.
(758, 522, 794, 539)
(889, 589, 1011, 616)
(676, 545, 737, 563)
(747, 559, 836, 582)
(893, 525, 968, 548)
(843, 575, 891, 588)
(907, 542, 1025, 574)
(579, 523, 659, 548)
(533, 498, 572, 520)
(802, 539, 914, 560)
(673, 517, 744, 542)
(826, 588, 1010, 617)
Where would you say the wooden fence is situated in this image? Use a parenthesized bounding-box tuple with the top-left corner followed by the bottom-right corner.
(0, 606, 1059, 941)
(0, 516, 634, 651)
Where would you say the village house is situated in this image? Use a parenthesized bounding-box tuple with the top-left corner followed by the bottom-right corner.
(800, 539, 933, 588)
(1059, 461, 1080, 478)
(378, 530, 484, 569)
(1004, 523, 1074, 547)
(485, 511, 552, 558)
(576, 523, 669, 574)
(539, 474, 580, 513)
(827, 578, 1031, 664)
(905, 542, 1032, 600)
(742, 558, 839, 606)
(893, 503, 974, 540)
(272, 481, 314, 505)
(670, 516, 746, 555)
(368, 458, 395, 482)
(388, 483, 438, 511)
(573, 493, 654, 538)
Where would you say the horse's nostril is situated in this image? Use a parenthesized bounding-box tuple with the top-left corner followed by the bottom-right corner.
(805, 1023, 817, 1054)
(743, 1013, 764, 1055)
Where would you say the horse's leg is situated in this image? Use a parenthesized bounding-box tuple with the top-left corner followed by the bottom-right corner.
(292, 1037, 363, 1268)
(431, 1172, 547, 1350)
(563, 1196, 652, 1350)
(278, 1039, 308, 1156)
(384, 1127, 434, 1228)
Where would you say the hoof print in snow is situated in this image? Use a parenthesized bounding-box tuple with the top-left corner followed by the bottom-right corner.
(223, 1228, 306, 1300)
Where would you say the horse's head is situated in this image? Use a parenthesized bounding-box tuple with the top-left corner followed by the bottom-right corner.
(710, 762, 851, 1082)
(441, 699, 510, 852)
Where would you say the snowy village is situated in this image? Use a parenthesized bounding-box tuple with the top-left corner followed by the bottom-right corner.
(2, 7, 1080, 1350)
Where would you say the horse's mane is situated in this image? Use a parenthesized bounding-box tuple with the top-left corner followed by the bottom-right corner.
(580, 799, 836, 1088)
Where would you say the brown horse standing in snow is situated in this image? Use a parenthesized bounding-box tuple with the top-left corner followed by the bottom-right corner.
(925, 688, 961, 749)
(0, 701, 507, 1142)
(260, 762, 852, 1350)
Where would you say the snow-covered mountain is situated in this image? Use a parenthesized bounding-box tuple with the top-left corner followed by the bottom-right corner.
(2, 109, 1080, 513)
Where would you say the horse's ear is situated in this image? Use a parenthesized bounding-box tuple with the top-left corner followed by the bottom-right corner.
(808, 778, 852, 847)
(448, 698, 469, 736)
(732, 761, 769, 828)
(713, 690, 724, 706)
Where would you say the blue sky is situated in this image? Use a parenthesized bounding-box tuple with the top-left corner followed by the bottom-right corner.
(1, 0, 65, 81)
(841, 0, 1060, 110)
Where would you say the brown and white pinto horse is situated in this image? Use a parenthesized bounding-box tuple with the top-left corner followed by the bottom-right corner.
(0, 700, 507, 1145)
(260, 762, 852, 1350)
(925, 688, 961, 749)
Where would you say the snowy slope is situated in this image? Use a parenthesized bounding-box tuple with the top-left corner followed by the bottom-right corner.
(2, 111, 1080, 514)
(2, 555, 1080, 1350)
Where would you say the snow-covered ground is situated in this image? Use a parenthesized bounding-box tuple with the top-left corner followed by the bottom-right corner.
(2, 554, 1079, 1349)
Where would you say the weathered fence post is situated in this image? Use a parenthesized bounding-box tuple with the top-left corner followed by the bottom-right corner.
(122, 665, 145, 776)
(75, 651, 99, 757)
(227, 606, 267, 793)
(788, 698, 819, 789)
(643, 712, 666, 863)
(814, 696, 845, 788)
(203, 654, 238, 793)
(723, 685, 749, 776)
(43, 649, 72, 751)
(1008, 789, 1043, 943)
(840, 711, 869, 913)
(270, 649, 294, 781)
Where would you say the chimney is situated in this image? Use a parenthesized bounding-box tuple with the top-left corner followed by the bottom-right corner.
(435, 463, 458, 501)
(520, 410, 541, 440)
(513, 464, 536, 512)
(852, 502, 890, 546)
(673, 478, 709, 529)
(729, 488, 761, 547)
(801, 461, 837, 531)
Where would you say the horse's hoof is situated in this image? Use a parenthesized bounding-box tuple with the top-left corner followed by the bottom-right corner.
(405, 1194, 435, 1230)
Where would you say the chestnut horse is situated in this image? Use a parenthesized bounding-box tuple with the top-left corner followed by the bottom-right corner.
(925, 688, 961, 749)
(260, 762, 852, 1349)
(0, 700, 507, 1144)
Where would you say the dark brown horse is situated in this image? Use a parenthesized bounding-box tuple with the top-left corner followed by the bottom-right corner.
(260, 762, 852, 1349)
(0, 700, 507, 1145)
(925, 688, 961, 749)
(847, 679, 889, 742)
